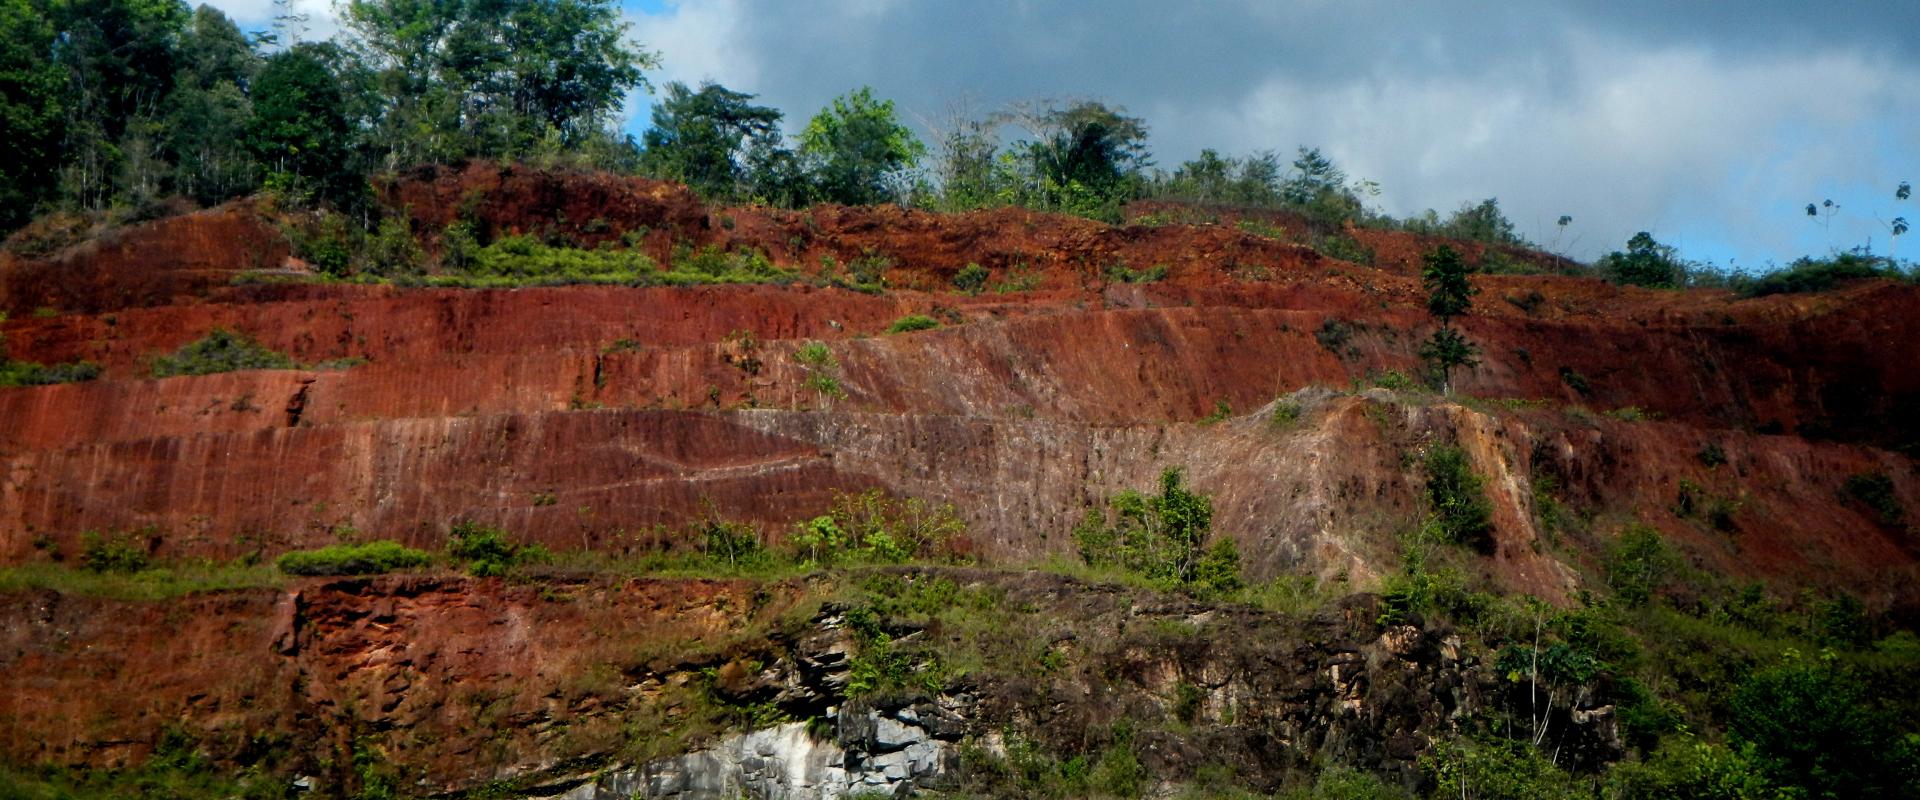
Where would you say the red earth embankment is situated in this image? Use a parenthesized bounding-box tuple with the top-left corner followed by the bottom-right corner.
(0, 164, 1914, 601)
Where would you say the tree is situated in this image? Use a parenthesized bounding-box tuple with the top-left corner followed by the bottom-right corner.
(639, 81, 782, 200)
(249, 44, 359, 209)
(0, 0, 67, 228)
(1445, 197, 1524, 245)
(1019, 100, 1149, 217)
(341, 0, 654, 167)
(798, 87, 925, 206)
(162, 6, 260, 205)
(1602, 232, 1684, 288)
(49, 0, 191, 211)
(1420, 245, 1480, 394)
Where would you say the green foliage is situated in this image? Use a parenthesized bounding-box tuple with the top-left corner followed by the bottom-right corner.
(1308, 232, 1375, 265)
(276, 540, 432, 576)
(1738, 250, 1911, 297)
(0, 724, 289, 799)
(953, 262, 990, 294)
(1198, 399, 1233, 425)
(1104, 260, 1168, 284)
(251, 44, 362, 210)
(1603, 232, 1686, 289)
(151, 329, 296, 378)
(697, 519, 769, 571)
(639, 81, 783, 201)
(341, 0, 654, 165)
(1605, 525, 1682, 607)
(1441, 198, 1526, 246)
(0, 356, 102, 387)
(446, 521, 545, 577)
(885, 314, 940, 334)
(79, 529, 151, 573)
(1074, 468, 1239, 596)
(793, 341, 845, 402)
(362, 216, 422, 275)
(1423, 445, 1494, 550)
(1604, 738, 1775, 800)
(1421, 737, 1582, 800)
(1269, 398, 1303, 430)
(798, 87, 925, 206)
(1843, 471, 1903, 526)
(1421, 246, 1478, 320)
(1729, 650, 1915, 798)
(789, 489, 969, 566)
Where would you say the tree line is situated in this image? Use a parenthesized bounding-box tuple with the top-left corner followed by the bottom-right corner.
(0, 0, 1543, 246)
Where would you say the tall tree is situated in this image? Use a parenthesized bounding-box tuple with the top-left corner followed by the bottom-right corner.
(639, 81, 781, 200)
(250, 44, 358, 209)
(163, 5, 260, 205)
(0, 0, 67, 228)
(1419, 245, 1480, 394)
(49, 0, 191, 210)
(798, 87, 925, 206)
(341, 0, 653, 167)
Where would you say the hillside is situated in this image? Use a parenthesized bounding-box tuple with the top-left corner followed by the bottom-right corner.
(2, 164, 1917, 799)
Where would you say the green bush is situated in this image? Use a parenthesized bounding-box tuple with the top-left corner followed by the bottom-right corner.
(276, 540, 432, 576)
(789, 489, 968, 566)
(0, 358, 102, 387)
(1844, 471, 1903, 526)
(1729, 651, 1914, 798)
(151, 330, 296, 377)
(447, 521, 545, 577)
(79, 530, 151, 573)
(953, 262, 990, 294)
(1104, 260, 1168, 284)
(1074, 468, 1240, 595)
(1603, 739, 1774, 800)
(884, 314, 939, 334)
(1605, 525, 1682, 607)
(1738, 250, 1910, 297)
(1423, 445, 1494, 550)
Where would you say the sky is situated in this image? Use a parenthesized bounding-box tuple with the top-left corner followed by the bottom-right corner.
(208, 1, 1918, 268)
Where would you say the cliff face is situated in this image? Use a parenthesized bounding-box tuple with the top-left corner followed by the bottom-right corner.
(0, 164, 1915, 794)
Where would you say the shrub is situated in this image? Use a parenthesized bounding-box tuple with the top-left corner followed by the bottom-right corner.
(1104, 260, 1168, 284)
(884, 314, 939, 334)
(1739, 250, 1908, 297)
(362, 217, 423, 276)
(1605, 525, 1681, 607)
(1729, 651, 1911, 798)
(789, 489, 969, 566)
(1198, 399, 1233, 425)
(697, 519, 769, 571)
(276, 540, 432, 576)
(1423, 445, 1494, 550)
(151, 330, 296, 377)
(0, 358, 102, 387)
(447, 522, 543, 577)
(1602, 232, 1686, 288)
(1843, 471, 1903, 526)
(1269, 399, 1303, 429)
(79, 530, 151, 573)
(1074, 468, 1238, 594)
(953, 262, 990, 294)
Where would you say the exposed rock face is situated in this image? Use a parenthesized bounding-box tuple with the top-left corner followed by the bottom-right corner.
(564, 706, 960, 800)
(0, 570, 1621, 797)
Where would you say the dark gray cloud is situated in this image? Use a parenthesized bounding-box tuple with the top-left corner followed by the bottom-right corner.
(628, 1, 1919, 265)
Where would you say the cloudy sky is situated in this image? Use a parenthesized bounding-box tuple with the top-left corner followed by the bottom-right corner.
(211, 1, 1917, 267)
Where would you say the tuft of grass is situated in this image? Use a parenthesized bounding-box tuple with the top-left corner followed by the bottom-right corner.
(884, 314, 940, 334)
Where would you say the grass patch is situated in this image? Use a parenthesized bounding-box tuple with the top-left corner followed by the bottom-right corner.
(150, 329, 296, 378)
(884, 314, 940, 334)
(0, 561, 281, 601)
(276, 540, 433, 576)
